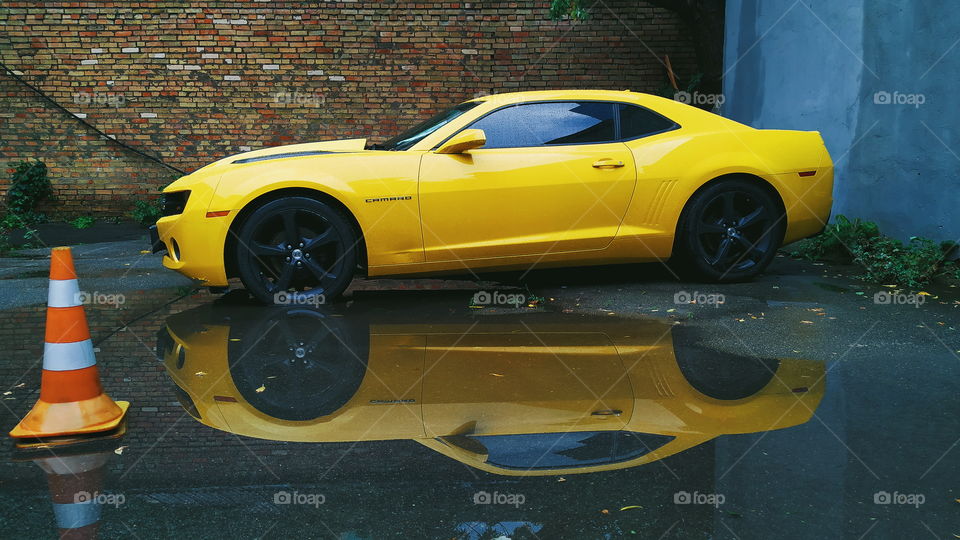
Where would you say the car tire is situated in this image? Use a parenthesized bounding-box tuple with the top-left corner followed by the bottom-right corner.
(235, 196, 358, 304)
(674, 178, 784, 282)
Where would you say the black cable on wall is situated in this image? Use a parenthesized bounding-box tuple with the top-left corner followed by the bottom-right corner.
(0, 62, 187, 176)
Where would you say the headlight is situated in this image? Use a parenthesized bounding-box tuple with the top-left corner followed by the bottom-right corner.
(161, 190, 191, 216)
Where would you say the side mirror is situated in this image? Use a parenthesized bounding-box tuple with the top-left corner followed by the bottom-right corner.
(435, 129, 486, 154)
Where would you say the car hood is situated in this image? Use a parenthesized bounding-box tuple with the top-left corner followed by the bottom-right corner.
(191, 138, 369, 174)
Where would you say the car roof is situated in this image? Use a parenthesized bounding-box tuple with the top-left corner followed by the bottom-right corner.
(465, 89, 750, 132)
(471, 89, 668, 104)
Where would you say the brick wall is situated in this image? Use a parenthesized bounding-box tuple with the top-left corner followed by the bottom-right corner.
(0, 1, 696, 217)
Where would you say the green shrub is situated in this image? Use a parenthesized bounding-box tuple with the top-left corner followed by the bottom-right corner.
(69, 216, 95, 229)
(6, 161, 52, 225)
(131, 199, 162, 226)
(789, 214, 955, 287)
(790, 215, 879, 262)
(852, 236, 944, 288)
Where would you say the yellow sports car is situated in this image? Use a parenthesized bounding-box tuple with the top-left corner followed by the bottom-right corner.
(158, 299, 825, 476)
(151, 90, 834, 303)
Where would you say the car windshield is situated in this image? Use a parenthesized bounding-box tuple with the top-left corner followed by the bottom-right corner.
(372, 101, 480, 151)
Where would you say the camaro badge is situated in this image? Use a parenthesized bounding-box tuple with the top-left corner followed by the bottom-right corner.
(365, 196, 413, 203)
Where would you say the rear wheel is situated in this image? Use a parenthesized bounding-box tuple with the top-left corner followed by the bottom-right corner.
(675, 179, 784, 281)
(235, 196, 357, 304)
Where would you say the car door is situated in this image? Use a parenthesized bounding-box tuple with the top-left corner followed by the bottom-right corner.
(418, 101, 637, 262)
(420, 328, 634, 438)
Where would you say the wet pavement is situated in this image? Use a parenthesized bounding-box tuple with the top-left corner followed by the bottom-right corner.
(0, 252, 958, 539)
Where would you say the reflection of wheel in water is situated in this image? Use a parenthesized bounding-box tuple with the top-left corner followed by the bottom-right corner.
(671, 326, 779, 400)
(228, 307, 369, 421)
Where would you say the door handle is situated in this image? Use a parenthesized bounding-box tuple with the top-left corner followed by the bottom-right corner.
(591, 409, 622, 416)
(592, 159, 625, 169)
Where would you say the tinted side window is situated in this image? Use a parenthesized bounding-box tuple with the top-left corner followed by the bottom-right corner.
(468, 102, 616, 148)
(619, 104, 677, 139)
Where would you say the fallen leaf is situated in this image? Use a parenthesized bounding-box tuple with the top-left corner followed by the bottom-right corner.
(255, 385, 266, 393)
(601, 509, 610, 515)
(489, 373, 504, 377)
(800, 320, 814, 324)
(620, 505, 642, 511)
(194, 371, 207, 377)
(115, 445, 128, 455)
(140, 250, 151, 254)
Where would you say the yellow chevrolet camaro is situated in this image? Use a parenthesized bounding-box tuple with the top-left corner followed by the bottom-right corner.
(152, 90, 834, 303)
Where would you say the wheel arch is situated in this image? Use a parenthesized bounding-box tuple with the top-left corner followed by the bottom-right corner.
(223, 187, 367, 279)
(673, 172, 787, 250)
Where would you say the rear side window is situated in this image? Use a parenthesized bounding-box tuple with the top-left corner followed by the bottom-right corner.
(468, 101, 616, 148)
(619, 103, 677, 140)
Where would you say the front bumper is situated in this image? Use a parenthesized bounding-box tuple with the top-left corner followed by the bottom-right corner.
(153, 212, 233, 287)
(149, 225, 165, 254)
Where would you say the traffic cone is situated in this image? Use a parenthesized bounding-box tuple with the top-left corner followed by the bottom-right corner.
(32, 449, 115, 540)
(9, 247, 129, 440)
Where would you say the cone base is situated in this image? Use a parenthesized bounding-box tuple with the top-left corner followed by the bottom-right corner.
(10, 400, 129, 439)
(12, 420, 128, 456)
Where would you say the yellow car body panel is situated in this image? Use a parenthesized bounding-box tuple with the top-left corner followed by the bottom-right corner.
(160, 305, 826, 476)
(155, 89, 833, 286)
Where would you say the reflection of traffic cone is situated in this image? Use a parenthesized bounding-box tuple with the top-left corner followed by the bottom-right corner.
(33, 449, 114, 540)
(10, 247, 129, 440)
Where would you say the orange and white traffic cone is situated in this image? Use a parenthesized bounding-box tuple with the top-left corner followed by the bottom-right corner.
(9, 246, 129, 440)
(32, 449, 115, 540)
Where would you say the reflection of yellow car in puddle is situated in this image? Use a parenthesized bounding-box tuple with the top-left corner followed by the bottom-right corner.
(158, 300, 824, 476)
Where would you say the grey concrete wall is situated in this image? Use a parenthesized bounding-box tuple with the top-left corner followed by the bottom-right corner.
(723, 0, 958, 242)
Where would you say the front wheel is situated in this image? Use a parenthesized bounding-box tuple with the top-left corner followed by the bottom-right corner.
(674, 179, 784, 282)
(235, 196, 357, 304)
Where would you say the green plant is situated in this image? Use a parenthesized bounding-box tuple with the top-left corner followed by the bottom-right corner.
(6, 161, 52, 225)
(789, 214, 954, 287)
(790, 215, 880, 262)
(852, 236, 944, 288)
(131, 199, 162, 227)
(69, 216, 95, 229)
